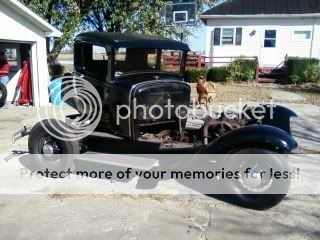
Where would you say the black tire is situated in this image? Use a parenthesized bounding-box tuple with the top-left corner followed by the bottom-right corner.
(223, 148, 290, 210)
(28, 119, 80, 177)
(0, 83, 7, 108)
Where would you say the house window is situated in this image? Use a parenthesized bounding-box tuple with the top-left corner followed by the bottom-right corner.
(5, 48, 18, 67)
(213, 27, 242, 46)
(222, 28, 234, 45)
(264, 30, 277, 48)
(294, 31, 311, 40)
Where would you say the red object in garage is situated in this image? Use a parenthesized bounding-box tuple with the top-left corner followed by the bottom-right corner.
(16, 60, 32, 105)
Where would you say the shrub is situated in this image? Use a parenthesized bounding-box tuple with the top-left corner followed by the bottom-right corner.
(287, 57, 320, 83)
(185, 68, 208, 83)
(226, 57, 256, 82)
(207, 66, 228, 82)
(49, 62, 65, 80)
(302, 64, 320, 83)
(185, 57, 256, 83)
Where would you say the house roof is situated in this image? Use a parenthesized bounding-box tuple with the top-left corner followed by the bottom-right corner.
(0, 0, 62, 37)
(75, 32, 191, 51)
(201, 0, 320, 20)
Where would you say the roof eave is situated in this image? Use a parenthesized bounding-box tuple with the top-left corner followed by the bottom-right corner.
(2, 0, 62, 37)
(45, 31, 63, 38)
(200, 13, 320, 22)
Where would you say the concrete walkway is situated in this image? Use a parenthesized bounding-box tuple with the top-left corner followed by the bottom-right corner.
(271, 89, 306, 102)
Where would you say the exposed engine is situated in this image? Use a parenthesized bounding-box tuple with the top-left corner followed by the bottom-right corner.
(139, 111, 249, 147)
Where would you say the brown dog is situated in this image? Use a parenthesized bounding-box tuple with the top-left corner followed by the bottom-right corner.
(206, 81, 217, 104)
(196, 76, 216, 107)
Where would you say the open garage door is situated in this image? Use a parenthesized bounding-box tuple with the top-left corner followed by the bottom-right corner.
(0, 41, 33, 106)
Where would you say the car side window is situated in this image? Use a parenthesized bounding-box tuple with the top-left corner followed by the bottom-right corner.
(92, 45, 108, 61)
(114, 48, 162, 76)
(74, 43, 108, 80)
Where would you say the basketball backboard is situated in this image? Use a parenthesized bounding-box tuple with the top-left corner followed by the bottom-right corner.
(165, 2, 197, 26)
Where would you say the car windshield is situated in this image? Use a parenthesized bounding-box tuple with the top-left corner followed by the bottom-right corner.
(114, 48, 183, 77)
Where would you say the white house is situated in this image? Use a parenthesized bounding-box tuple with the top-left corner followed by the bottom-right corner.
(200, 0, 320, 67)
(0, 0, 61, 106)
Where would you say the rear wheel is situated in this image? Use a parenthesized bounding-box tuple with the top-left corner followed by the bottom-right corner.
(0, 83, 7, 108)
(223, 148, 290, 210)
(28, 119, 80, 177)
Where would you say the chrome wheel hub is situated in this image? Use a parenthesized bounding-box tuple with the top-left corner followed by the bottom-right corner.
(42, 144, 54, 157)
(239, 162, 273, 193)
(39, 136, 62, 164)
(243, 171, 263, 189)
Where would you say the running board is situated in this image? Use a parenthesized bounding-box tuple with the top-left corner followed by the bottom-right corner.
(77, 153, 159, 170)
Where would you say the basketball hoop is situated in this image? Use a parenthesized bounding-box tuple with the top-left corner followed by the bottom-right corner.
(165, 2, 197, 27)
(165, 1, 197, 42)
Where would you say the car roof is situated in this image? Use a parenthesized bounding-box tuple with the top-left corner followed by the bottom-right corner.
(74, 32, 190, 51)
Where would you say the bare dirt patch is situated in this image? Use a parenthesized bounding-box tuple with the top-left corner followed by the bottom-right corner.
(191, 82, 271, 102)
(190, 82, 320, 104)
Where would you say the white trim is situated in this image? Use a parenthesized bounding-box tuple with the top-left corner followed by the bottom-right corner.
(200, 13, 320, 21)
(173, 11, 188, 24)
(0, 0, 62, 37)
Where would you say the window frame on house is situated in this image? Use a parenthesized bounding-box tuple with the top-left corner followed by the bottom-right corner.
(264, 30, 277, 48)
(293, 30, 312, 41)
(212, 27, 243, 46)
(4, 48, 18, 67)
(222, 28, 235, 45)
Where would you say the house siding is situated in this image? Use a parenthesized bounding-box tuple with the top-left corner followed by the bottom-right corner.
(0, 2, 50, 107)
(205, 17, 320, 67)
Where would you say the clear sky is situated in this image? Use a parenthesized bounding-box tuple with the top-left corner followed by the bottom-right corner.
(188, 23, 206, 52)
(187, 0, 224, 51)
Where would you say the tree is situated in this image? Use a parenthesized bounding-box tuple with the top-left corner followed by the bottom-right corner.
(20, 0, 95, 61)
(20, 0, 218, 60)
(82, 0, 217, 40)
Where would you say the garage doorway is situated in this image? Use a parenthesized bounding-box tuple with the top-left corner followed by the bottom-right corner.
(0, 41, 33, 105)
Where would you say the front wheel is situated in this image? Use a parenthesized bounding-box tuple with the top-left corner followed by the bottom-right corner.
(0, 83, 7, 108)
(223, 148, 290, 210)
(28, 119, 80, 177)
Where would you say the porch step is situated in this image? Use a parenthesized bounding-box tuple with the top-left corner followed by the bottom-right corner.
(257, 77, 287, 83)
(259, 68, 285, 75)
(257, 67, 288, 83)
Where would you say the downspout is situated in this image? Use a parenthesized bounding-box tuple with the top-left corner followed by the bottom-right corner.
(310, 17, 316, 58)
(210, 29, 214, 67)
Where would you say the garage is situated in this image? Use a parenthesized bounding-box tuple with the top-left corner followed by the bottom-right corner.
(0, 0, 61, 107)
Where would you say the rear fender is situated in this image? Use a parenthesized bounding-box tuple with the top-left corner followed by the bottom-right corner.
(199, 125, 298, 154)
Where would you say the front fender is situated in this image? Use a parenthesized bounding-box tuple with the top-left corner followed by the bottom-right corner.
(254, 104, 297, 135)
(199, 125, 298, 154)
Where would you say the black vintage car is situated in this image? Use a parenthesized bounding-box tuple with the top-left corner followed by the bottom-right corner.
(26, 32, 298, 209)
